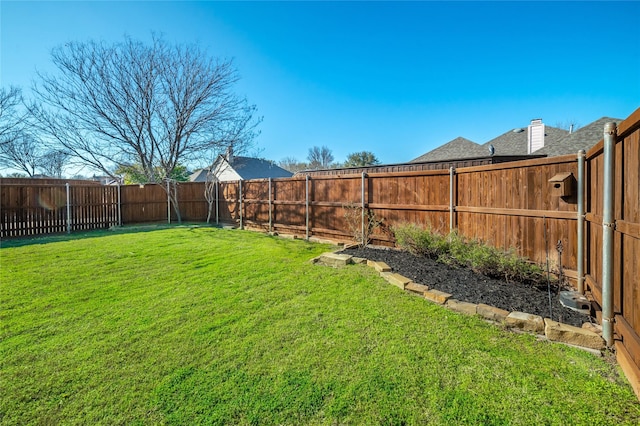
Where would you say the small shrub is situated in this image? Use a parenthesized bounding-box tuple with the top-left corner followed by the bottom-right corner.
(393, 222, 445, 258)
(392, 223, 550, 287)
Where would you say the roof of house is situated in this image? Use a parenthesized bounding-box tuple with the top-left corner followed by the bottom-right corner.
(410, 117, 618, 162)
(481, 125, 569, 156)
(226, 156, 293, 180)
(410, 137, 487, 163)
(534, 117, 622, 157)
(188, 169, 209, 182)
(190, 156, 293, 182)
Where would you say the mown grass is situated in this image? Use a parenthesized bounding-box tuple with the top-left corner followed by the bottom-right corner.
(1, 226, 639, 425)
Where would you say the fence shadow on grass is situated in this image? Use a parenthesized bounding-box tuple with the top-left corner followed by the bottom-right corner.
(0, 222, 222, 249)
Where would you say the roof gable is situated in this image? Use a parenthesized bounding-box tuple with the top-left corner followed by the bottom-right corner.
(411, 137, 486, 162)
(212, 156, 292, 181)
(190, 156, 293, 182)
(188, 169, 209, 182)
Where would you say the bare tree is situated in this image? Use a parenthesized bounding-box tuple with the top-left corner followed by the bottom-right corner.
(40, 150, 69, 178)
(344, 151, 380, 167)
(555, 120, 581, 133)
(0, 87, 27, 142)
(0, 133, 41, 177)
(0, 87, 38, 175)
(204, 167, 217, 224)
(307, 146, 334, 169)
(31, 35, 260, 222)
(278, 156, 308, 173)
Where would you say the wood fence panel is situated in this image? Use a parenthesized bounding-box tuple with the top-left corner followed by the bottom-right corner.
(309, 176, 360, 239)
(69, 186, 117, 231)
(121, 184, 168, 223)
(218, 182, 239, 223)
(176, 182, 208, 222)
(455, 158, 578, 271)
(369, 173, 450, 243)
(242, 180, 270, 230)
(583, 110, 640, 396)
(271, 179, 307, 234)
(615, 118, 640, 376)
(0, 184, 119, 237)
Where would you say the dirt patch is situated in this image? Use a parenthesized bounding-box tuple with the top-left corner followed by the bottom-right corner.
(341, 246, 593, 328)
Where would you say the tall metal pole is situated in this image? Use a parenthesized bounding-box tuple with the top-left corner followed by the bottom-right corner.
(361, 173, 366, 246)
(601, 122, 617, 347)
(268, 178, 273, 233)
(305, 175, 310, 240)
(576, 150, 586, 294)
(166, 181, 171, 224)
(65, 183, 71, 234)
(117, 183, 122, 226)
(215, 181, 219, 225)
(449, 167, 455, 233)
(239, 180, 243, 230)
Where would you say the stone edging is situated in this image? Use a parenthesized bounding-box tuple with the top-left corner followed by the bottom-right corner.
(311, 252, 605, 354)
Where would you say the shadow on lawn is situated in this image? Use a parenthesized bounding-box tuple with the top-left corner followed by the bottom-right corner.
(0, 223, 222, 248)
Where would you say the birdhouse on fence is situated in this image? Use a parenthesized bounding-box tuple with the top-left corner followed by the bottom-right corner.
(549, 172, 574, 198)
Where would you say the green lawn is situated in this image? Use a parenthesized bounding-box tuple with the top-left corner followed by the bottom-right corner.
(1, 226, 639, 425)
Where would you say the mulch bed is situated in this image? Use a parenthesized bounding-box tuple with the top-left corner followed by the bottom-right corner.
(341, 246, 593, 328)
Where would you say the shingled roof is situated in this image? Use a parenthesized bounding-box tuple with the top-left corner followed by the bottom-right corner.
(226, 156, 293, 180)
(410, 137, 487, 162)
(534, 117, 622, 157)
(189, 156, 293, 182)
(411, 123, 569, 162)
(481, 125, 568, 156)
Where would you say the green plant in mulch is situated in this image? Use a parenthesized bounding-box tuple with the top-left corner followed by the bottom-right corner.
(393, 223, 546, 285)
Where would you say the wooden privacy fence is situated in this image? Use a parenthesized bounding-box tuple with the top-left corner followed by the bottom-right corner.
(229, 158, 581, 279)
(0, 183, 119, 237)
(584, 109, 640, 394)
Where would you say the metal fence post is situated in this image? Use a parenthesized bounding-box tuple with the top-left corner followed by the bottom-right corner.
(239, 180, 243, 230)
(577, 150, 586, 294)
(449, 167, 455, 233)
(166, 180, 171, 224)
(65, 183, 71, 234)
(117, 183, 122, 226)
(305, 175, 310, 240)
(361, 172, 366, 246)
(602, 122, 617, 347)
(215, 181, 219, 225)
(238, 180, 244, 229)
(268, 178, 273, 233)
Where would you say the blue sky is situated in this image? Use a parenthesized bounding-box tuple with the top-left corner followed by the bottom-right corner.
(1, 1, 639, 168)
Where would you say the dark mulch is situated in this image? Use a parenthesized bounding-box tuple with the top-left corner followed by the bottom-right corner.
(341, 246, 594, 328)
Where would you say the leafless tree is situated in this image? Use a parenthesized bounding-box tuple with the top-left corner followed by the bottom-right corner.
(554, 120, 581, 133)
(278, 156, 308, 173)
(31, 35, 260, 222)
(0, 87, 27, 141)
(307, 146, 334, 169)
(204, 167, 218, 224)
(40, 150, 69, 178)
(0, 87, 38, 175)
(0, 133, 41, 177)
